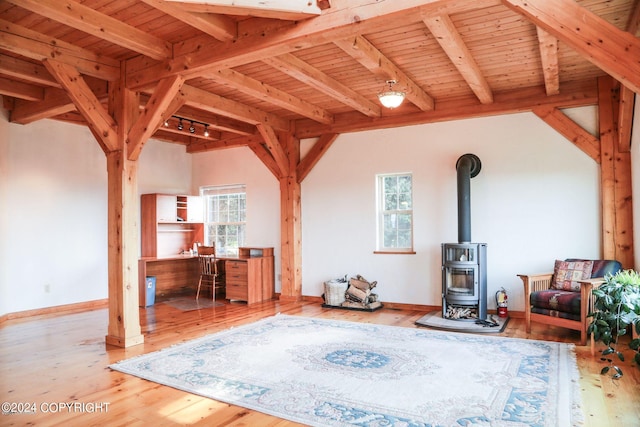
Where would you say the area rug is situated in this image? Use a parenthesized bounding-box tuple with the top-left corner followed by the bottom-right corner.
(415, 311, 510, 333)
(162, 296, 224, 311)
(110, 314, 583, 426)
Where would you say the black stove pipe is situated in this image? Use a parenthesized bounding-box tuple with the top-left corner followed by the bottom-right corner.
(455, 154, 481, 243)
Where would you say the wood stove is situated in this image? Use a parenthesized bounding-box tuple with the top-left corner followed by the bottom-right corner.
(442, 242, 487, 320)
(441, 153, 488, 321)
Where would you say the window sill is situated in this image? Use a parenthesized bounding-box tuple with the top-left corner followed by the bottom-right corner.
(373, 251, 416, 255)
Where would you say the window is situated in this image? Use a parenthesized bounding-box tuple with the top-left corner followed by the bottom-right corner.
(376, 173, 413, 252)
(200, 185, 246, 256)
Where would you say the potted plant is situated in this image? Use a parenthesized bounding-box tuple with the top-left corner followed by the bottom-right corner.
(588, 269, 640, 379)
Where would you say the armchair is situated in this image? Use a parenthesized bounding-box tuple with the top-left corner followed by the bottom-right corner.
(518, 259, 622, 347)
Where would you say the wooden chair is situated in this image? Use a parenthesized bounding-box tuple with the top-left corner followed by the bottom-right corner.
(518, 259, 622, 350)
(196, 246, 224, 301)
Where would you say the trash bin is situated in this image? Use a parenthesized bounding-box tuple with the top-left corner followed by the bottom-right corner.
(145, 276, 156, 307)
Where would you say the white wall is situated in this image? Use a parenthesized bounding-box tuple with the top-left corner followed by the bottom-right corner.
(0, 116, 192, 316)
(191, 147, 281, 290)
(1, 106, 616, 315)
(301, 111, 601, 311)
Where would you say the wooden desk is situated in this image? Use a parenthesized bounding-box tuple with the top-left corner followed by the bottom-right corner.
(138, 247, 274, 307)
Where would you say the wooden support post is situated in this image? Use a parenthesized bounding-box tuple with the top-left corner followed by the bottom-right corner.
(104, 149, 144, 347)
(105, 70, 143, 347)
(598, 76, 634, 268)
(279, 132, 302, 301)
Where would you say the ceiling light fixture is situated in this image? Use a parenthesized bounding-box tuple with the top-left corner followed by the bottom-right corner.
(378, 79, 405, 109)
(177, 118, 183, 131)
(189, 121, 196, 134)
(203, 124, 209, 137)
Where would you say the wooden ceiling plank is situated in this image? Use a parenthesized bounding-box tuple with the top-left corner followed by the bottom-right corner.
(627, 0, 640, 35)
(536, 27, 559, 96)
(126, 0, 499, 88)
(296, 133, 339, 183)
(264, 54, 381, 118)
(181, 84, 289, 131)
(140, 0, 236, 42)
(42, 58, 118, 151)
(503, 0, 640, 94)
(0, 19, 119, 81)
(334, 36, 434, 111)
(128, 75, 186, 160)
(423, 14, 493, 104)
(5, 0, 171, 61)
(532, 105, 600, 162)
(0, 76, 43, 101)
(256, 122, 288, 177)
(0, 54, 60, 87)
(209, 68, 333, 124)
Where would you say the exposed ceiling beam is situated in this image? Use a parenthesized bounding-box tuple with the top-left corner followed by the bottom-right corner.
(42, 59, 118, 152)
(0, 77, 43, 101)
(140, 0, 237, 42)
(187, 134, 264, 153)
(256, 122, 289, 178)
(264, 54, 381, 118)
(0, 19, 120, 81)
(423, 14, 493, 104)
(296, 133, 339, 183)
(0, 54, 60, 88)
(295, 79, 598, 138)
(248, 140, 281, 178)
(208, 68, 334, 124)
(176, 105, 256, 135)
(536, 27, 559, 96)
(532, 106, 600, 162)
(10, 82, 109, 124)
(164, 0, 323, 20)
(334, 36, 434, 111)
(5, 0, 172, 61)
(126, 0, 501, 88)
(181, 84, 289, 131)
(128, 76, 186, 160)
(503, 0, 640, 94)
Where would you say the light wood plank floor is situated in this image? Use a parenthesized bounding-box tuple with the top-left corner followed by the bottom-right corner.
(1, 299, 639, 426)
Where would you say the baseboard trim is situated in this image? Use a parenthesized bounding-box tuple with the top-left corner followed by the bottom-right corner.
(0, 299, 108, 324)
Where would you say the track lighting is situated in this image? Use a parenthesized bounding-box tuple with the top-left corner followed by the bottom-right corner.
(166, 115, 212, 138)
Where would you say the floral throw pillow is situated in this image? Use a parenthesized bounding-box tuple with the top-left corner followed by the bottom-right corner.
(551, 260, 594, 291)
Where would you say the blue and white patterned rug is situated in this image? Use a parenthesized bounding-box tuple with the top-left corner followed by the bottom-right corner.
(110, 314, 583, 426)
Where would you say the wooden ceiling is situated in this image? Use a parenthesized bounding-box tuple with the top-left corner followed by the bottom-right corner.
(1, 0, 639, 156)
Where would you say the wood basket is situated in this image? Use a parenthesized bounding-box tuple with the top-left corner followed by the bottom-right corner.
(324, 280, 348, 306)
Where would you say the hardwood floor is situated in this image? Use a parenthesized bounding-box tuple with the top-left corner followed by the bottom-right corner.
(1, 299, 639, 426)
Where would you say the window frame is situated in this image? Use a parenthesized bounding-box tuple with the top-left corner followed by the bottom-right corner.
(200, 184, 247, 256)
(375, 172, 415, 254)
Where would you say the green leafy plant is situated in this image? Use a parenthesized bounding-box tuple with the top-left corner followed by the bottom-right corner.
(588, 269, 640, 379)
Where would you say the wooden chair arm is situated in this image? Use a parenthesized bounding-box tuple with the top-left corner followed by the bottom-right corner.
(518, 273, 553, 296)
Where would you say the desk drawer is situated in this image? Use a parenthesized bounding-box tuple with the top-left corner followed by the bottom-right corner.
(226, 283, 248, 300)
(225, 261, 248, 284)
